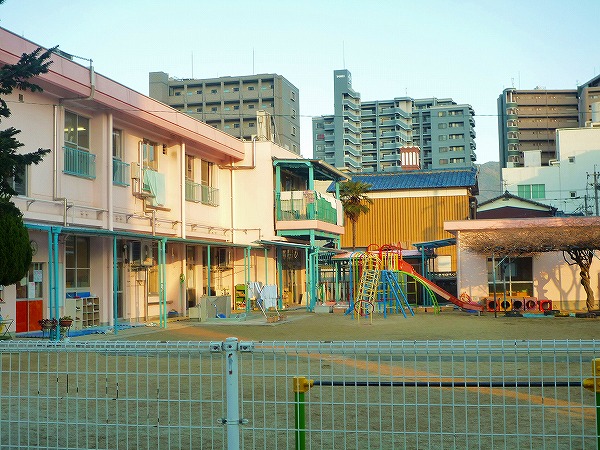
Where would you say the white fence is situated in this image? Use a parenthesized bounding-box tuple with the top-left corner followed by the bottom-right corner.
(0, 339, 598, 449)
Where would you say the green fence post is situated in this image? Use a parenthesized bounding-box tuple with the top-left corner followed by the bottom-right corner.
(293, 376, 314, 450)
(583, 358, 600, 448)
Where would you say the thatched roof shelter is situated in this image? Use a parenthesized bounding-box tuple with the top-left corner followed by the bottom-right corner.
(445, 217, 600, 256)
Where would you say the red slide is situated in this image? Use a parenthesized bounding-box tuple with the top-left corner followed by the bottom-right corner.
(397, 260, 484, 312)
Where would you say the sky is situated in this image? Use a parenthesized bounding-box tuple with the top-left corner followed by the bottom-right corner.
(1, 0, 599, 164)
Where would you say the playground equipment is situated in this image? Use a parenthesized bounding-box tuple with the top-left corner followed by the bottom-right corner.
(344, 244, 484, 317)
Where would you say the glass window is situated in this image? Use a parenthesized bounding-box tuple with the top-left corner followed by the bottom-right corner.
(201, 160, 213, 186)
(141, 140, 158, 170)
(112, 129, 123, 160)
(64, 111, 90, 150)
(186, 155, 194, 181)
(16, 263, 44, 299)
(65, 236, 90, 289)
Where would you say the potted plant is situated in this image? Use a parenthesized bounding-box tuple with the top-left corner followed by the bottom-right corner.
(39, 318, 57, 338)
(59, 316, 73, 328)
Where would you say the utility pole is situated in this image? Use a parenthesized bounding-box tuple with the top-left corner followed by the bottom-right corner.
(595, 167, 599, 216)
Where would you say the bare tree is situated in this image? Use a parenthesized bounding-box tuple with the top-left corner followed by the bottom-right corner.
(564, 249, 595, 312)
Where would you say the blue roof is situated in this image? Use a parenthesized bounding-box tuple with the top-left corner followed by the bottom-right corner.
(329, 168, 478, 192)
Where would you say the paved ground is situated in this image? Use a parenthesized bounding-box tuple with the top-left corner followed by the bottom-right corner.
(77, 305, 600, 342)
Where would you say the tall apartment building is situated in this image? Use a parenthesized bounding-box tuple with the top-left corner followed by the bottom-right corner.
(313, 69, 476, 172)
(497, 88, 579, 168)
(149, 72, 301, 154)
(412, 98, 476, 170)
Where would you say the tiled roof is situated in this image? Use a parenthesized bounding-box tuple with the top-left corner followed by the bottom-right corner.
(330, 168, 478, 192)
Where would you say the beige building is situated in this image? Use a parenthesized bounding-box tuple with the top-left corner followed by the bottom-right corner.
(149, 72, 301, 154)
(0, 27, 346, 334)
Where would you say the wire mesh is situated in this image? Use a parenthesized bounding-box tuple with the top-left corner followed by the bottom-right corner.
(0, 339, 598, 449)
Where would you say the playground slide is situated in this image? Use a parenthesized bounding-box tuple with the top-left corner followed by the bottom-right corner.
(397, 260, 484, 312)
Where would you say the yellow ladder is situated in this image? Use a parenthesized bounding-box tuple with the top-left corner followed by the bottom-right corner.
(355, 269, 380, 323)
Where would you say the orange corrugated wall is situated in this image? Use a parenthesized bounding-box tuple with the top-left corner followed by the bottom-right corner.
(340, 195, 470, 271)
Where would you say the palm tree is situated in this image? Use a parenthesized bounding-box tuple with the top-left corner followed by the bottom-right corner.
(339, 180, 373, 250)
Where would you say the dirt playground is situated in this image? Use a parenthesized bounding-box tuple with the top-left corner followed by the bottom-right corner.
(81, 306, 600, 343)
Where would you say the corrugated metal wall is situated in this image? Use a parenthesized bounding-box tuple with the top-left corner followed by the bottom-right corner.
(341, 195, 471, 270)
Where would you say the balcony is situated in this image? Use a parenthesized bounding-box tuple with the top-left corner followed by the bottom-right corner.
(275, 190, 344, 234)
(112, 158, 130, 186)
(63, 146, 96, 179)
(185, 179, 219, 206)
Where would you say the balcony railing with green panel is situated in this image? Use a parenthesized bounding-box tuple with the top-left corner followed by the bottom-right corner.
(185, 179, 219, 206)
(276, 190, 342, 226)
(63, 146, 96, 179)
(112, 158, 130, 186)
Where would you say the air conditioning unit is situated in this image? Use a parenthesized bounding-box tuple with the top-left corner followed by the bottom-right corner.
(130, 240, 153, 267)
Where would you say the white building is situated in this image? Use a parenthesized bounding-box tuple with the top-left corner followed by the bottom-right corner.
(0, 27, 347, 334)
(502, 104, 600, 215)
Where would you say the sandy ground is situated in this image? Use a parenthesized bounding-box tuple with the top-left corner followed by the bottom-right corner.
(80, 306, 600, 342)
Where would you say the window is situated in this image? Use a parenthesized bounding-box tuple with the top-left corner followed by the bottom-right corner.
(439, 147, 448, 153)
(449, 134, 464, 140)
(248, 104, 255, 109)
(65, 236, 90, 289)
(224, 106, 231, 111)
(233, 87, 239, 92)
(291, 91, 296, 101)
(449, 122, 463, 128)
(248, 86, 255, 91)
(449, 110, 464, 116)
(449, 145, 465, 152)
(249, 122, 255, 127)
(16, 262, 44, 299)
(112, 129, 123, 160)
(148, 244, 159, 295)
(211, 89, 217, 94)
(186, 155, 194, 181)
(141, 140, 158, 170)
(439, 158, 448, 165)
(291, 126, 296, 136)
(568, 156, 575, 163)
(487, 256, 533, 296)
(64, 111, 89, 150)
(196, 107, 203, 113)
(438, 123, 447, 129)
(224, 89, 230, 93)
(450, 157, 465, 163)
(439, 135, 447, 141)
(570, 191, 577, 198)
(234, 123, 240, 128)
(518, 184, 545, 200)
(437, 111, 446, 117)
(211, 106, 217, 112)
(196, 90, 202, 95)
(291, 109, 296, 119)
(201, 159, 213, 187)
(316, 123, 324, 129)
(316, 133, 325, 140)
(7, 167, 26, 196)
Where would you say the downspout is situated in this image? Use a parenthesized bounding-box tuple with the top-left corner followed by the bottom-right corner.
(107, 113, 113, 231)
(113, 236, 118, 334)
(180, 142, 186, 239)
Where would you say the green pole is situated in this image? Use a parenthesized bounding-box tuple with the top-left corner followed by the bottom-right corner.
(293, 376, 313, 450)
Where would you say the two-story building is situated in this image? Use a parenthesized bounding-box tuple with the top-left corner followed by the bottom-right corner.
(0, 27, 347, 334)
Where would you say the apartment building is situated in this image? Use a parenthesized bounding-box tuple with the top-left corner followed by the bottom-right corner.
(149, 72, 301, 154)
(0, 28, 346, 333)
(313, 69, 476, 172)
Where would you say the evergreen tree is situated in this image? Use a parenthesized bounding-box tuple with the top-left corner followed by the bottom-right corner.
(339, 180, 373, 250)
(0, 31, 54, 284)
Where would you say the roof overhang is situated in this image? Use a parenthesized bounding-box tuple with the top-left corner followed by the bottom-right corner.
(445, 217, 600, 255)
(272, 158, 350, 182)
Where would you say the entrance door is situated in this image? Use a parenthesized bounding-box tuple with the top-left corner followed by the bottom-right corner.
(186, 246, 197, 308)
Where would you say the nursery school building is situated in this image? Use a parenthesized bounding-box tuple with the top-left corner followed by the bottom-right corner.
(0, 27, 350, 334)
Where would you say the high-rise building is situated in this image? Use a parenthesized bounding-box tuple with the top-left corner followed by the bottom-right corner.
(149, 72, 301, 154)
(313, 69, 476, 172)
(412, 98, 476, 170)
(497, 88, 579, 168)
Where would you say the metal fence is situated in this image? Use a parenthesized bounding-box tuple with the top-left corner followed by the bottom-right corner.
(0, 339, 598, 449)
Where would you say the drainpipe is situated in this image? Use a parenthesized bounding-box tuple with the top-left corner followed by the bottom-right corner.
(180, 142, 186, 239)
(107, 113, 114, 231)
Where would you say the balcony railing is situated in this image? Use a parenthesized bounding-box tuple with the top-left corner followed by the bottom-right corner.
(185, 179, 219, 206)
(276, 190, 342, 226)
(112, 158, 130, 186)
(63, 146, 96, 179)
